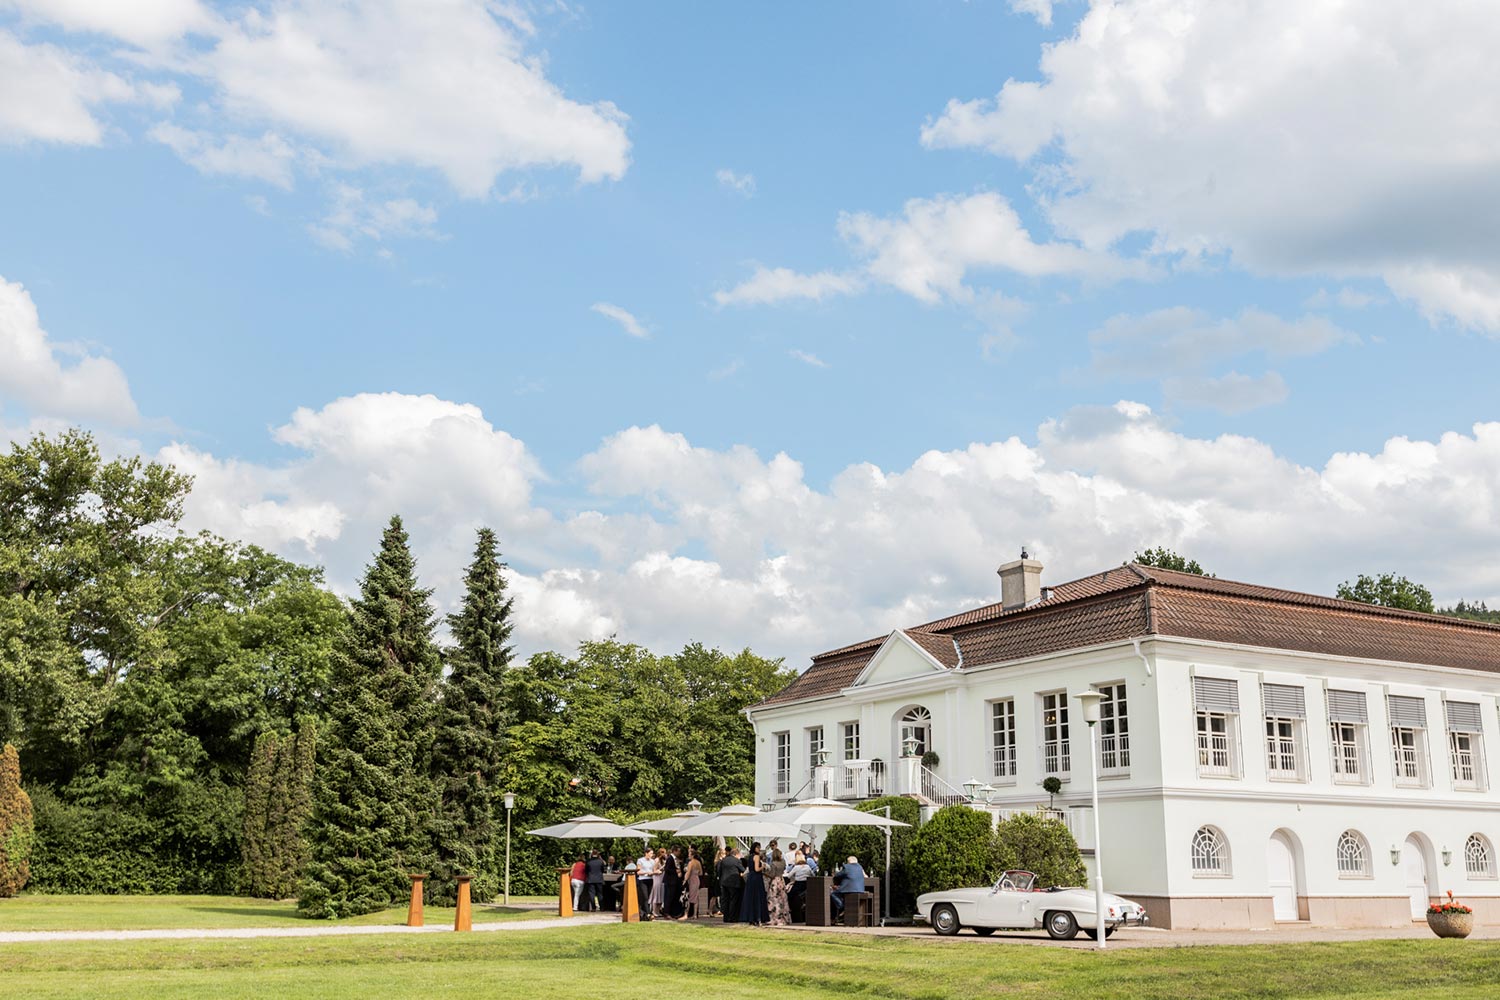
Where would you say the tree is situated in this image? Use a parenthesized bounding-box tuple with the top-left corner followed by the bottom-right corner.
(1133, 547, 1209, 575)
(1438, 600, 1500, 624)
(430, 528, 515, 904)
(0, 743, 33, 896)
(819, 796, 921, 915)
(299, 517, 443, 918)
(241, 723, 317, 899)
(994, 812, 1085, 888)
(905, 805, 1002, 898)
(1336, 573, 1434, 613)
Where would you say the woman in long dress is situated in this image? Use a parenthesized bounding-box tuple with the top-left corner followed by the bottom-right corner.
(649, 848, 666, 917)
(765, 847, 790, 926)
(681, 847, 703, 920)
(739, 842, 768, 926)
(662, 845, 684, 919)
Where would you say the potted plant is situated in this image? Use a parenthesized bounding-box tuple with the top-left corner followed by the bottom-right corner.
(1427, 891, 1474, 938)
(921, 750, 941, 769)
(1042, 776, 1063, 808)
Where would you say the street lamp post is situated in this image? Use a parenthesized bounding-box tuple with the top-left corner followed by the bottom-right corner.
(503, 791, 516, 906)
(1072, 691, 1105, 949)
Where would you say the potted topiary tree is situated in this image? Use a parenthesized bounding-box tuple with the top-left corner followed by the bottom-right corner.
(921, 751, 941, 770)
(1427, 891, 1474, 938)
(1041, 776, 1062, 808)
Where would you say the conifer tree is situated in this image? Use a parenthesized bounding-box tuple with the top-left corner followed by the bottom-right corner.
(298, 517, 442, 917)
(430, 528, 515, 903)
(0, 743, 33, 897)
(240, 732, 279, 896)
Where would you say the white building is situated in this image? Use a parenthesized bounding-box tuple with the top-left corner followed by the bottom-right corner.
(746, 557, 1500, 929)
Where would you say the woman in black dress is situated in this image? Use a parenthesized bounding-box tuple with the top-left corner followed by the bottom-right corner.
(662, 844, 684, 919)
(738, 841, 768, 926)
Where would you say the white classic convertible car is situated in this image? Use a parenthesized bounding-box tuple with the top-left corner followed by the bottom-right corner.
(916, 870, 1149, 939)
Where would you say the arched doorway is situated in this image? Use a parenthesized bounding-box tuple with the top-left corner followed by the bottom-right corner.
(899, 706, 932, 757)
(1402, 834, 1433, 920)
(1266, 831, 1301, 922)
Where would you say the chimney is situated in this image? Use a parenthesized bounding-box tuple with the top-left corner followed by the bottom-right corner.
(997, 548, 1044, 610)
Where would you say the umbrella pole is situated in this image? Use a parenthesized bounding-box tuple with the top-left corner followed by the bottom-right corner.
(883, 806, 891, 928)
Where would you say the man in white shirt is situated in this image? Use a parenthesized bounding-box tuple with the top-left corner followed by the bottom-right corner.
(635, 848, 657, 920)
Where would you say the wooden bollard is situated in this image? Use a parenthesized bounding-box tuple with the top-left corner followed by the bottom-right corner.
(621, 871, 639, 923)
(407, 873, 427, 928)
(454, 875, 472, 932)
(557, 867, 573, 917)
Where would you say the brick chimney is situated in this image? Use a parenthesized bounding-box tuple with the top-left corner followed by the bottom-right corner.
(997, 548, 1044, 610)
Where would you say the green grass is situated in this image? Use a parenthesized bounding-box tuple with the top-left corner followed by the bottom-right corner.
(4, 921, 1500, 1000)
(0, 893, 555, 932)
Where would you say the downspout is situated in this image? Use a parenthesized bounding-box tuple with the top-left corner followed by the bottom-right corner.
(1131, 637, 1153, 677)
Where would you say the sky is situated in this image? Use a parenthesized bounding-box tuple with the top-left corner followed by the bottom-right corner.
(4, 0, 1500, 667)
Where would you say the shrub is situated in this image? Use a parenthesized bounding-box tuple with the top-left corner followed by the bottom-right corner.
(0, 744, 34, 896)
(905, 804, 1001, 898)
(994, 811, 1086, 887)
(819, 796, 922, 915)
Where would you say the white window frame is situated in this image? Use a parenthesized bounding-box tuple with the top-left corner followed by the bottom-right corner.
(1336, 829, 1372, 879)
(1096, 682, 1130, 775)
(1039, 690, 1070, 779)
(1465, 834, 1497, 879)
(1390, 725, 1429, 788)
(1190, 825, 1230, 877)
(839, 721, 861, 795)
(774, 731, 791, 796)
(900, 707, 932, 759)
(1329, 720, 1370, 785)
(1196, 710, 1240, 778)
(989, 698, 1017, 784)
(806, 726, 825, 777)
(1264, 715, 1306, 781)
(1445, 701, 1488, 792)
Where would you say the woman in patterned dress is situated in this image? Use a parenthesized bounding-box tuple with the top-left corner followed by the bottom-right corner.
(765, 847, 790, 926)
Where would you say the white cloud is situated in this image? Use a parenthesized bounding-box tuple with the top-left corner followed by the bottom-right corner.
(708, 359, 744, 380)
(2, 0, 213, 48)
(0, 30, 153, 144)
(714, 266, 864, 307)
(920, 0, 1500, 332)
(1008, 0, 1055, 27)
(1162, 371, 1288, 414)
(1305, 286, 1383, 311)
(590, 302, 649, 339)
(789, 349, 828, 369)
(716, 168, 756, 196)
(1088, 307, 1355, 379)
(0, 275, 139, 425)
(307, 184, 440, 251)
(149, 124, 297, 188)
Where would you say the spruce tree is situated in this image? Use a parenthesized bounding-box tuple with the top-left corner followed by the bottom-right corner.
(240, 732, 279, 896)
(298, 517, 442, 918)
(0, 743, 33, 897)
(430, 528, 515, 903)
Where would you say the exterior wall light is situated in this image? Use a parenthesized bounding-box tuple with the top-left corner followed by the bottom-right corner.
(1390, 845, 1402, 866)
(1442, 846, 1453, 867)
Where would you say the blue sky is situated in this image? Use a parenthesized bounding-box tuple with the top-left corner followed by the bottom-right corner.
(4, 1, 1500, 663)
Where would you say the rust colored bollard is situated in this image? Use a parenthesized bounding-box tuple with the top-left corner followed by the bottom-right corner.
(454, 875, 473, 931)
(557, 867, 573, 917)
(621, 872, 639, 923)
(407, 873, 427, 928)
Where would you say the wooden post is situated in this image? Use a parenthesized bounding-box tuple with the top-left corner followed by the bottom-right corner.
(407, 873, 427, 928)
(454, 876, 473, 932)
(621, 872, 639, 923)
(557, 867, 573, 917)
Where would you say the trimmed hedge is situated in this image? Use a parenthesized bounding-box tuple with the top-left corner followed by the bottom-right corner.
(905, 804, 1002, 898)
(994, 811, 1086, 887)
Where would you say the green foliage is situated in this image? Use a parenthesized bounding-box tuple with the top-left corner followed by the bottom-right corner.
(241, 724, 317, 898)
(905, 805, 1002, 898)
(300, 517, 443, 918)
(818, 796, 921, 915)
(0, 743, 34, 895)
(1337, 573, 1434, 612)
(1438, 599, 1500, 624)
(994, 812, 1086, 887)
(920, 750, 940, 769)
(1133, 547, 1209, 575)
(430, 528, 515, 905)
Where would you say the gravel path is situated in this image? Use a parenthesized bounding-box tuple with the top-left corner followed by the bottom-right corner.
(0, 912, 617, 944)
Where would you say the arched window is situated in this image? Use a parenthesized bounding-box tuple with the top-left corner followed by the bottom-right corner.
(1336, 830, 1370, 877)
(1465, 834, 1496, 879)
(900, 706, 932, 758)
(1191, 826, 1229, 875)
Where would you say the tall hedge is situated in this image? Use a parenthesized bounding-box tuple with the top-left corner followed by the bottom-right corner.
(819, 796, 921, 915)
(905, 804, 1001, 898)
(994, 811, 1086, 887)
(0, 743, 33, 896)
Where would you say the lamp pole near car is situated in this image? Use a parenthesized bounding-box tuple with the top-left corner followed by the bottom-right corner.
(503, 791, 516, 906)
(1072, 690, 1106, 950)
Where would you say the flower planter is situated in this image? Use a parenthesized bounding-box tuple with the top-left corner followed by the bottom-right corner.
(1426, 910, 1474, 939)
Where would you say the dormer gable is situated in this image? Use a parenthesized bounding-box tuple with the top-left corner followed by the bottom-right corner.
(849, 629, 959, 688)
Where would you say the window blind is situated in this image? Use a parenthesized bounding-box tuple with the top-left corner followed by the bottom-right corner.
(1388, 694, 1428, 729)
(1194, 676, 1239, 713)
(1326, 689, 1369, 724)
(1446, 700, 1483, 733)
(1262, 683, 1306, 718)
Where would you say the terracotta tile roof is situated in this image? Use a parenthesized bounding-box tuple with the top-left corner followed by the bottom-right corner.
(750, 562, 1500, 710)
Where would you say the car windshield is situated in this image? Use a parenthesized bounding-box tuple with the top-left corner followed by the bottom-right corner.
(997, 870, 1037, 892)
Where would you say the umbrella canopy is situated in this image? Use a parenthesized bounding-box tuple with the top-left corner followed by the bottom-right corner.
(675, 804, 802, 841)
(630, 809, 707, 833)
(759, 800, 910, 830)
(527, 814, 650, 840)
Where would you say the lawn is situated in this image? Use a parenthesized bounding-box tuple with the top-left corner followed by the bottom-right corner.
(0, 893, 555, 932)
(5, 919, 1500, 1000)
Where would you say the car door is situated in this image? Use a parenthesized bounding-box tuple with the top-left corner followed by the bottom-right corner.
(978, 887, 1027, 928)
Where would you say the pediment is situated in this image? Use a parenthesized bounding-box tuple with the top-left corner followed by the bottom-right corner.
(849, 630, 952, 688)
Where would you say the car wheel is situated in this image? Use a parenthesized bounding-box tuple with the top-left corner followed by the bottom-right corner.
(931, 904, 961, 936)
(1044, 910, 1079, 940)
(972, 927, 996, 936)
(1103, 926, 1117, 938)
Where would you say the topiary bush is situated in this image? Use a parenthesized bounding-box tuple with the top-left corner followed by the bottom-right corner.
(0, 743, 34, 896)
(819, 796, 922, 915)
(994, 811, 1086, 888)
(905, 804, 1001, 898)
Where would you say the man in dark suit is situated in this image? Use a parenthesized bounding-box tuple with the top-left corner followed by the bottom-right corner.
(830, 855, 866, 920)
(584, 849, 605, 911)
(716, 847, 744, 923)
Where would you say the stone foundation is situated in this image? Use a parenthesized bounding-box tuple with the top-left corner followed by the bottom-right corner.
(1122, 893, 1500, 930)
(1303, 895, 1410, 928)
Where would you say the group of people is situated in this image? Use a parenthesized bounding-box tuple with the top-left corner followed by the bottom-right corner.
(632, 844, 706, 919)
(569, 849, 628, 911)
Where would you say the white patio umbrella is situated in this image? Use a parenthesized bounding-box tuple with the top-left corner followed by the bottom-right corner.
(527, 813, 650, 840)
(676, 804, 803, 841)
(630, 809, 707, 833)
(759, 798, 910, 830)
